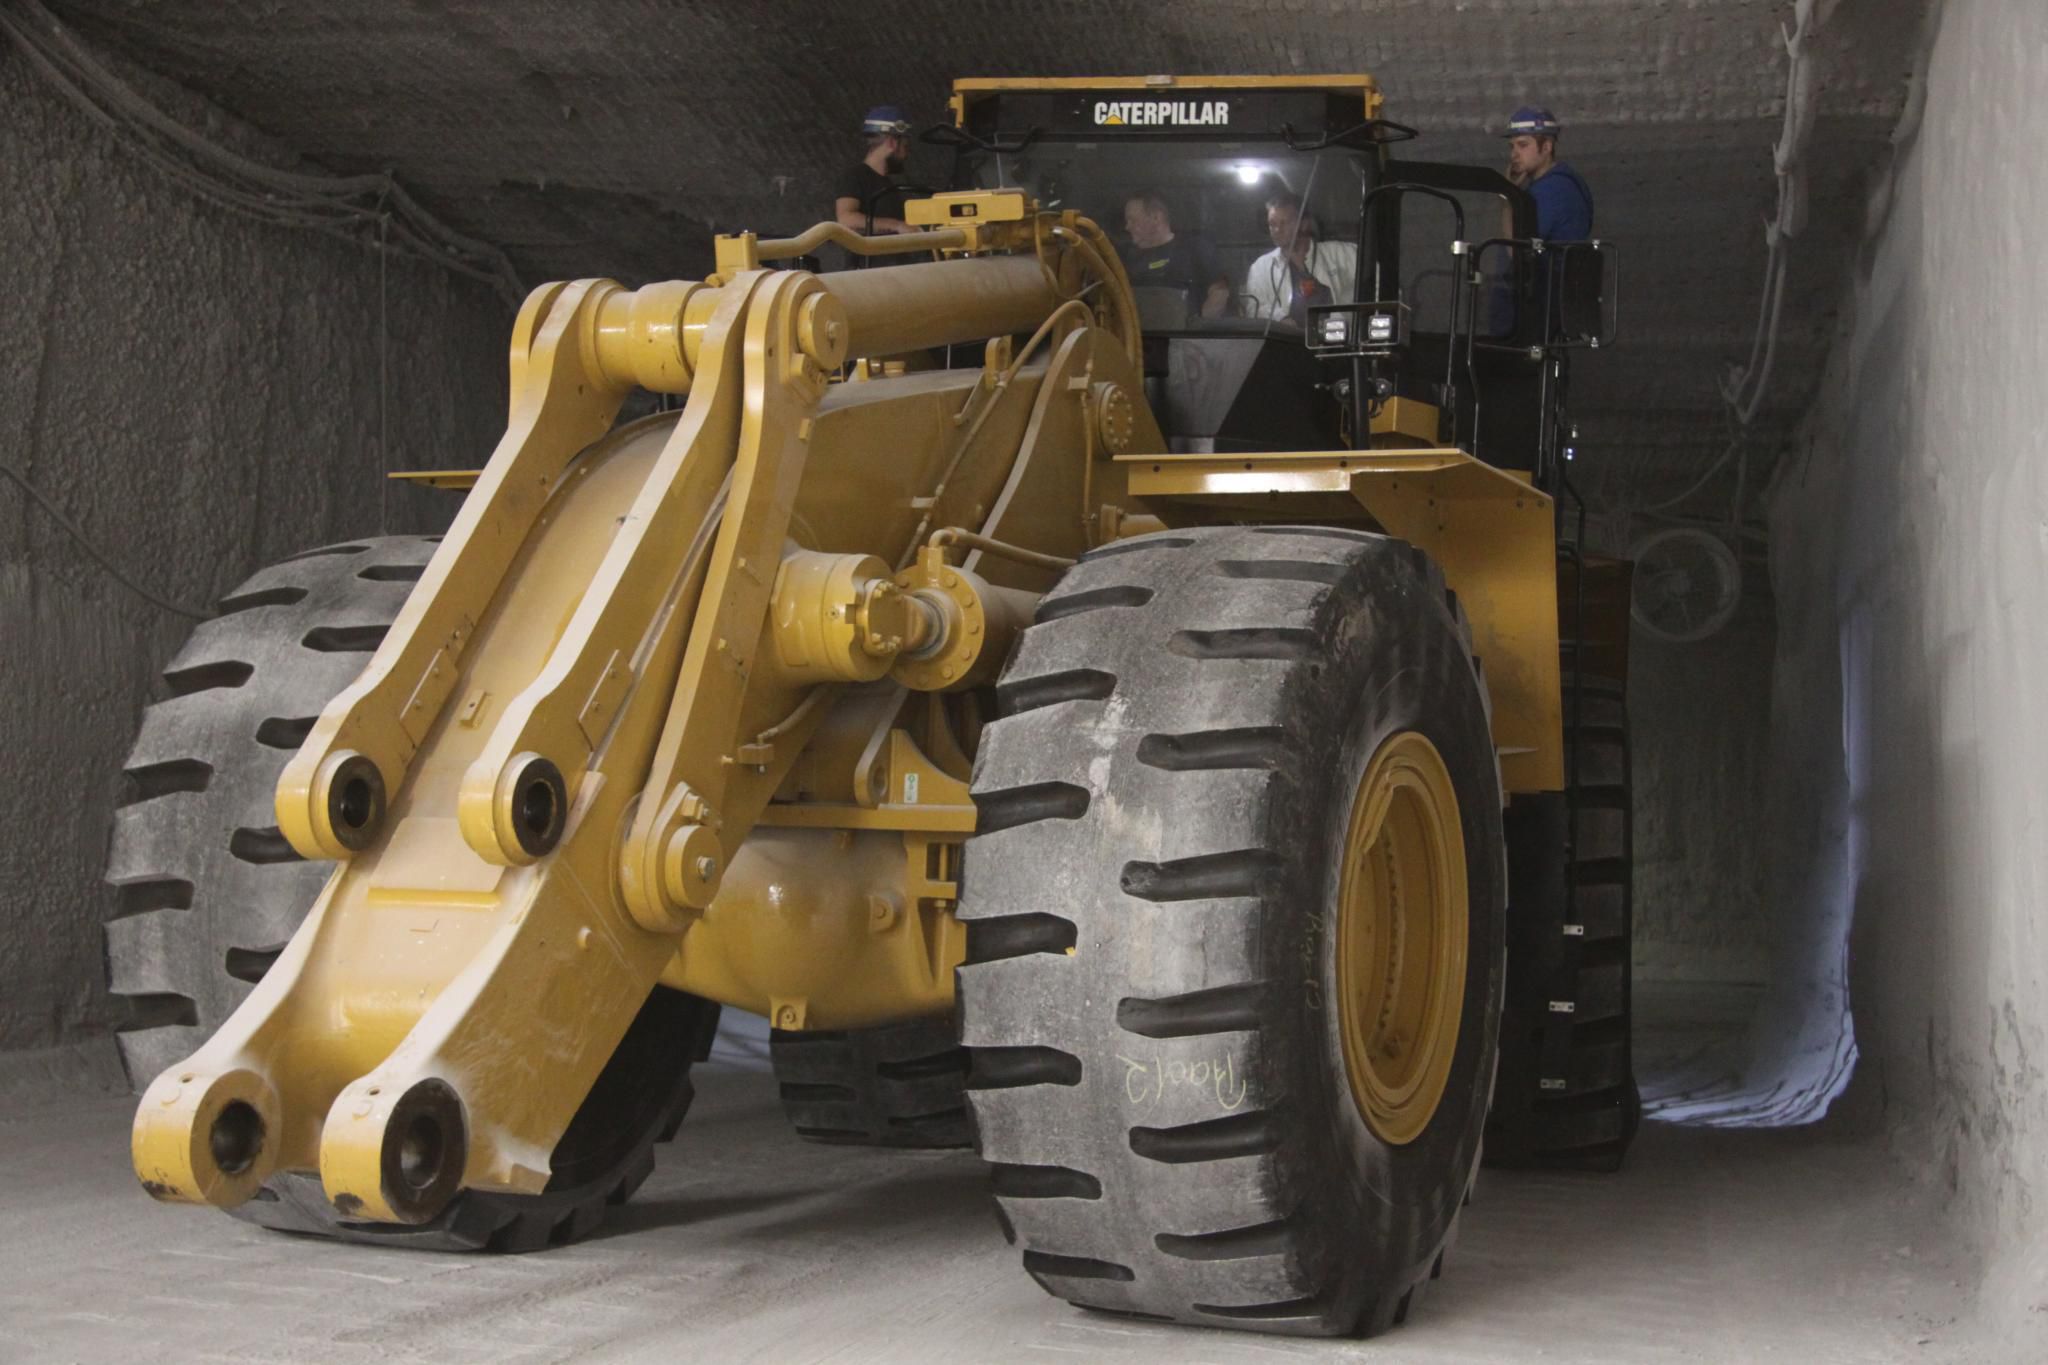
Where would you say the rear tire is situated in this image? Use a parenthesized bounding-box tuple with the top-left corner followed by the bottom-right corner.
(771, 1016, 973, 1149)
(1486, 673, 1640, 1170)
(103, 536, 720, 1251)
(959, 527, 1505, 1335)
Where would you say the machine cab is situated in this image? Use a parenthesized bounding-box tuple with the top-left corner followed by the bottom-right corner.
(940, 75, 1609, 490)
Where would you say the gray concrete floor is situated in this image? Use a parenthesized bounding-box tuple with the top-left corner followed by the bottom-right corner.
(0, 1056, 1991, 1364)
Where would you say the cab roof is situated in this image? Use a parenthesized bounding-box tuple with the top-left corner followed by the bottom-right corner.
(952, 74, 1379, 96)
(949, 75, 1384, 135)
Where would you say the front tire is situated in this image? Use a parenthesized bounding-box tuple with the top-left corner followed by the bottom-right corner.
(958, 527, 1505, 1335)
(104, 536, 720, 1251)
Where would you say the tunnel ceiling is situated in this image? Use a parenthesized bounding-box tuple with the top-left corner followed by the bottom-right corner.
(53, 0, 1926, 512)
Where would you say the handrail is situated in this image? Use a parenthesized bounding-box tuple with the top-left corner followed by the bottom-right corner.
(752, 221, 967, 263)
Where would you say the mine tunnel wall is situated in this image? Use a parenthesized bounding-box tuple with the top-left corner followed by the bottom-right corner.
(0, 49, 505, 1056)
(1762, 0, 2045, 1324)
(1629, 604, 1777, 988)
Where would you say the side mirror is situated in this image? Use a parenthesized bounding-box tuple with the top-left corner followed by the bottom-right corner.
(1549, 240, 1618, 348)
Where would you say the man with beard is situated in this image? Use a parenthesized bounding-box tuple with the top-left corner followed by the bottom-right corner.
(833, 105, 917, 239)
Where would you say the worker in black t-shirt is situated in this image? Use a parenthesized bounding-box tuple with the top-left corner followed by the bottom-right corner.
(833, 106, 917, 238)
(1121, 191, 1230, 321)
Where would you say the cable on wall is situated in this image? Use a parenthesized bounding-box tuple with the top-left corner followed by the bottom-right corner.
(0, 0, 524, 306)
(0, 460, 210, 619)
(0, 0, 527, 620)
(1642, 0, 1837, 521)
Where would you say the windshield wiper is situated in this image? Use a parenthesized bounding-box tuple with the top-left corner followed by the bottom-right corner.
(1282, 119, 1419, 152)
(922, 124, 1041, 156)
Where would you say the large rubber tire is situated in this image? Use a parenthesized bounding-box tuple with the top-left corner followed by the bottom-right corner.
(104, 537, 440, 1081)
(958, 526, 1506, 1336)
(770, 1016, 974, 1148)
(103, 536, 721, 1251)
(247, 984, 720, 1251)
(1486, 674, 1640, 1169)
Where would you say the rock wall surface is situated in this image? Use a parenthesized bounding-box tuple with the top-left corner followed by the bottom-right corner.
(1631, 603, 1777, 987)
(1765, 0, 2045, 1335)
(55, 0, 1929, 505)
(0, 46, 506, 1053)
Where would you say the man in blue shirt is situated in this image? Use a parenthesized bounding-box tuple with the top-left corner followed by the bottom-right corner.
(1503, 106, 1593, 240)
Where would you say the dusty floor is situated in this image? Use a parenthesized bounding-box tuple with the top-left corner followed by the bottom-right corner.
(0, 1057, 1990, 1364)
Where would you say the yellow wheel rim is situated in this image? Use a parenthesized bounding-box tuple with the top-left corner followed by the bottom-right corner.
(1335, 730, 1468, 1146)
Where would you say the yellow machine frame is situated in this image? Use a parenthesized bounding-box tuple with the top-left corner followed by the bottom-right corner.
(132, 168, 1560, 1225)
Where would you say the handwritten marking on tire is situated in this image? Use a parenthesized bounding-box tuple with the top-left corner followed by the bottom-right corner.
(1116, 1050, 1248, 1110)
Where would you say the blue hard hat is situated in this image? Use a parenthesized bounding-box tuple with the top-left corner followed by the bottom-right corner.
(861, 105, 913, 135)
(1504, 105, 1561, 138)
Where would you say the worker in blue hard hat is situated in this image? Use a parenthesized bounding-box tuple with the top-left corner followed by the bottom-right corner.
(833, 105, 917, 239)
(1503, 106, 1593, 241)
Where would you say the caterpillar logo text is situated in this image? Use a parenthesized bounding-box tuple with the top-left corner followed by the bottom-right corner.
(1092, 99, 1231, 127)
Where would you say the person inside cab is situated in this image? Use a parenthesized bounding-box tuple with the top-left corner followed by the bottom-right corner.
(1121, 190, 1231, 323)
(1244, 192, 1359, 328)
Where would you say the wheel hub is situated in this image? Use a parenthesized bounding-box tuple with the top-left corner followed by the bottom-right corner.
(1335, 730, 1468, 1146)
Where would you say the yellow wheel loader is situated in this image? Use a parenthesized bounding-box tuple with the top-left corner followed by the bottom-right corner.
(109, 74, 1634, 1333)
